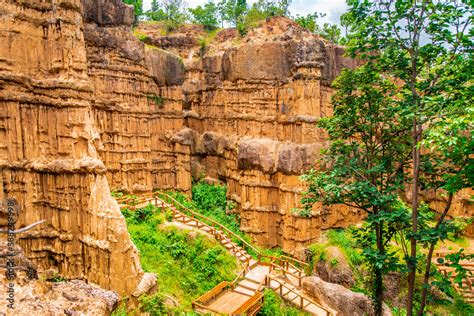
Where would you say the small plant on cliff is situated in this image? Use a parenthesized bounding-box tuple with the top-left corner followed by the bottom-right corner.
(147, 94, 164, 108)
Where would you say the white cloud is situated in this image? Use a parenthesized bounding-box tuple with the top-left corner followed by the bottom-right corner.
(142, 0, 348, 24)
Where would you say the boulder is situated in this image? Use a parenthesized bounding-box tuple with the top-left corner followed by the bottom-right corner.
(314, 246, 355, 289)
(302, 276, 392, 316)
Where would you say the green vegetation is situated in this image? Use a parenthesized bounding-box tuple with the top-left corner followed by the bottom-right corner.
(189, 1, 220, 31)
(308, 228, 474, 315)
(309, 229, 363, 267)
(301, 1, 473, 315)
(168, 182, 242, 237)
(146, 0, 189, 32)
(120, 203, 238, 313)
(258, 289, 309, 316)
(294, 12, 344, 44)
(146, 94, 164, 108)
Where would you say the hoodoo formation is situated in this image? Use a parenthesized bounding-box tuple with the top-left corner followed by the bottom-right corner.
(0, 0, 472, 315)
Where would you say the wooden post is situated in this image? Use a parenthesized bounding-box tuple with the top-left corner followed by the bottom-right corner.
(300, 296, 303, 308)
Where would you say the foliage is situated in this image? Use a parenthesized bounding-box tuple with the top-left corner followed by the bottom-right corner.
(218, 0, 248, 27)
(166, 183, 256, 256)
(258, 288, 308, 316)
(122, 204, 238, 313)
(238, 0, 291, 35)
(327, 229, 364, 267)
(301, 61, 413, 315)
(146, 0, 188, 31)
(139, 293, 167, 315)
(189, 1, 220, 30)
(147, 94, 164, 107)
(303, 1, 473, 315)
(294, 12, 344, 44)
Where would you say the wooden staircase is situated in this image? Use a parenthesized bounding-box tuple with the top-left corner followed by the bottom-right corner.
(117, 192, 333, 315)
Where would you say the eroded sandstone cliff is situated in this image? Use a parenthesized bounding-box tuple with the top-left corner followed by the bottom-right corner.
(0, 0, 145, 295)
(138, 18, 367, 252)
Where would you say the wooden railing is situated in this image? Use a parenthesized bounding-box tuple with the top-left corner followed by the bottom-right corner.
(118, 191, 308, 279)
(192, 281, 230, 306)
(267, 262, 304, 287)
(232, 292, 264, 315)
(118, 192, 314, 315)
(265, 275, 333, 316)
(156, 191, 261, 255)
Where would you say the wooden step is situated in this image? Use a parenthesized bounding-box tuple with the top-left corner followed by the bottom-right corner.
(238, 279, 260, 291)
(233, 286, 255, 296)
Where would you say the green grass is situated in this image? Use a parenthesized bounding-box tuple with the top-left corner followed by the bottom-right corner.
(120, 204, 238, 314)
(309, 228, 363, 268)
(326, 229, 364, 267)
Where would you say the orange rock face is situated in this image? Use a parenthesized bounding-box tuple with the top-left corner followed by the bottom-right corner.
(0, 0, 145, 295)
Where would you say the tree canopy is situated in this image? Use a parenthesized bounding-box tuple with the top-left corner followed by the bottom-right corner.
(302, 1, 473, 315)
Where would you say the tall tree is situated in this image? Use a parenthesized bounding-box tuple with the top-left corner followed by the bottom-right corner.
(333, 1, 472, 315)
(146, 0, 188, 25)
(294, 12, 344, 44)
(301, 64, 413, 315)
(217, 0, 247, 26)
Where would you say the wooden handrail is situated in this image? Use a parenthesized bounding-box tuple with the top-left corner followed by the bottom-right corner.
(119, 192, 308, 280)
(232, 292, 264, 314)
(193, 281, 230, 304)
(191, 301, 225, 314)
(267, 275, 332, 315)
(280, 254, 310, 269)
(155, 191, 261, 255)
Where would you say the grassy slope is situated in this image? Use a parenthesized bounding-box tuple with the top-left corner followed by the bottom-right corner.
(114, 205, 239, 314)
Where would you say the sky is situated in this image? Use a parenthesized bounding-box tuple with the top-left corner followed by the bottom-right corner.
(142, 0, 348, 25)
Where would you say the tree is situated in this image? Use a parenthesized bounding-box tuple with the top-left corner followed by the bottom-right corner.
(312, 1, 473, 315)
(294, 12, 344, 44)
(146, 0, 167, 21)
(189, 1, 220, 31)
(217, 0, 247, 27)
(123, 0, 143, 21)
(146, 0, 188, 26)
(301, 64, 413, 315)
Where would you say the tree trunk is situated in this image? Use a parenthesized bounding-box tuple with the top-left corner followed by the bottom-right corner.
(407, 120, 421, 316)
(418, 194, 454, 315)
(374, 224, 384, 316)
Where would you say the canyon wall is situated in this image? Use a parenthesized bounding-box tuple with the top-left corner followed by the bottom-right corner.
(0, 0, 149, 295)
(176, 19, 366, 250)
(82, 0, 191, 194)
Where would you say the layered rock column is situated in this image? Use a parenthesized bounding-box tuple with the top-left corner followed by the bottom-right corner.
(82, 0, 191, 194)
(0, 0, 143, 295)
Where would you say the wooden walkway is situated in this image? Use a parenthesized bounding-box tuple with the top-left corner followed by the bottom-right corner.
(117, 192, 333, 315)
